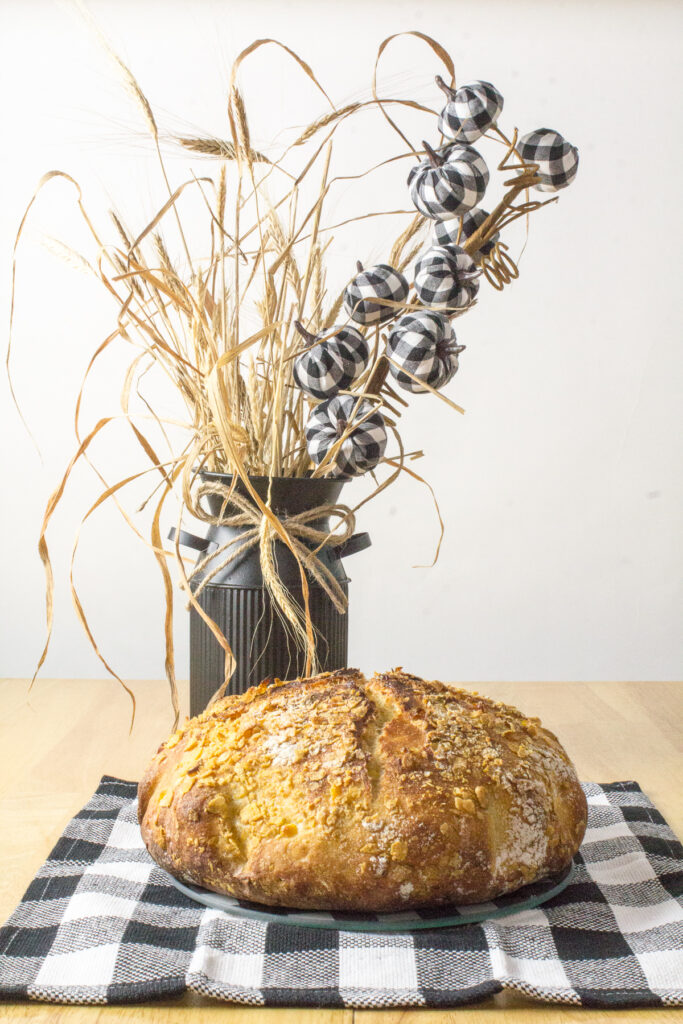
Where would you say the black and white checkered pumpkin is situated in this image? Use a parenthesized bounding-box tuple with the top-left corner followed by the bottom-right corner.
(292, 325, 369, 401)
(413, 244, 480, 311)
(386, 310, 464, 393)
(306, 395, 387, 478)
(408, 143, 489, 220)
(434, 208, 499, 256)
(518, 129, 579, 192)
(343, 263, 409, 326)
(436, 77, 504, 144)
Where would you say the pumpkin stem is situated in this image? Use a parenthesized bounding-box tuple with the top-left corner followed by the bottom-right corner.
(356, 260, 364, 274)
(422, 140, 443, 168)
(435, 75, 457, 100)
(365, 353, 390, 396)
(293, 320, 315, 345)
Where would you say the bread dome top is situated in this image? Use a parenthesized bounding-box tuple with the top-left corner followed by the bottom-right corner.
(138, 669, 586, 911)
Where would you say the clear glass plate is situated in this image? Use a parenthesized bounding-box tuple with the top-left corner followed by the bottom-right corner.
(162, 861, 575, 933)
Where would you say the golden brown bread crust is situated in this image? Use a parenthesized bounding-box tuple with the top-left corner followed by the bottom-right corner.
(138, 669, 587, 911)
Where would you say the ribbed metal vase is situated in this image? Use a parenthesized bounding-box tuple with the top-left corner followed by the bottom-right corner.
(177, 473, 370, 717)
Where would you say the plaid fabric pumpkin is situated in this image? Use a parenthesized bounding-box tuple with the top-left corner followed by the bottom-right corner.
(293, 326, 369, 400)
(306, 394, 387, 478)
(434, 208, 499, 256)
(409, 144, 489, 220)
(518, 129, 579, 192)
(438, 80, 504, 144)
(343, 264, 409, 325)
(386, 310, 463, 393)
(414, 244, 480, 311)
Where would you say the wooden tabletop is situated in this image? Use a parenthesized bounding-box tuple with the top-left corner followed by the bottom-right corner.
(1, 678, 681, 1022)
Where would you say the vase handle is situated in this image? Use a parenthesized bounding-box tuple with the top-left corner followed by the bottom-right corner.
(334, 532, 371, 559)
(167, 527, 211, 552)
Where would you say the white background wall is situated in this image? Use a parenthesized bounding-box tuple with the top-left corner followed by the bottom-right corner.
(1, 0, 681, 694)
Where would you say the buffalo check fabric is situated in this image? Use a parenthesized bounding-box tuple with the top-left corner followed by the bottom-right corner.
(305, 395, 387, 478)
(438, 80, 505, 144)
(0, 777, 681, 1008)
(293, 326, 369, 401)
(343, 264, 408, 326)
(408, 145, 489, 220)
(517, 128, 580, 193)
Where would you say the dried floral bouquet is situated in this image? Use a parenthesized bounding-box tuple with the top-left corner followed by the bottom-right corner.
(8, 28, 578, 723)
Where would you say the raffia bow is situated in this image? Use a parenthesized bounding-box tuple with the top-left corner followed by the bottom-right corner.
(185, 480, 355, 680)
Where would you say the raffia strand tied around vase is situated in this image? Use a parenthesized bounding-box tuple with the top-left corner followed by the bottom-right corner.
(185, 480, 355, 694)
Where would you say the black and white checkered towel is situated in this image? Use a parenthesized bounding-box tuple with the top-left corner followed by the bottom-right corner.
(0, 777, 681, 1008)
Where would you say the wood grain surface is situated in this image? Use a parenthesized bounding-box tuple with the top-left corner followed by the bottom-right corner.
(0, 678, 681, 1023)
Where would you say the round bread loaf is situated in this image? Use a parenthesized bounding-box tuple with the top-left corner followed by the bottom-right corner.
(138, 669, 587, 911)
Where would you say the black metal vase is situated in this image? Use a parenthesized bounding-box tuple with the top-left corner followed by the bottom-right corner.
(174, 472, 370, 716)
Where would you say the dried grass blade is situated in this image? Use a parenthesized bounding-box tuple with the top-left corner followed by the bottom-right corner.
(384, 457, 445, 567)
(74, 327, 124, 437)
(67, 466, 174, 728)
(373, 32, 455, 156)
(150, 470, 182, 728)
(7, 170, 102, 455)
(228, 38, 335, 110)
(211, 322, 285, 369)
(65, 457, 188, 731)
(32, 416, 115, 687)
(127, 178, 213, 254)
(384, 357, 466, 412)
(130, 423, 173, 487)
